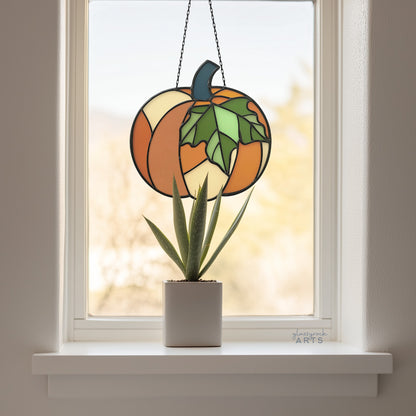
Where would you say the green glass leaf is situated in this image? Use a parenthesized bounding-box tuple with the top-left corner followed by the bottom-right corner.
(206, 131, 219, 157)
(205, 131, 237, 173)
(194, 106, 216, 139)
(214, 106, 239, 140)
(251, 126, 265, 142)
(238, 118, 252, 143)
(221, 97, 252, 115)
(181, 112, 203, 140)
(180, 97, 270, 174)
(182, 126, 196, 146)
(253, 123, 266, 136)
(245, 114, 259, 124)
(212, 146, 224, 171)
(192, 104, 210, 114)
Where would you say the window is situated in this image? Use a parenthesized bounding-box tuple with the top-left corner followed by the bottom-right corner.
(66, 0, 338, 342)
(34, 0, 393, 398)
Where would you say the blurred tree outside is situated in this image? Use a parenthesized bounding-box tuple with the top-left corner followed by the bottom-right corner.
(88, 77, 314, 316)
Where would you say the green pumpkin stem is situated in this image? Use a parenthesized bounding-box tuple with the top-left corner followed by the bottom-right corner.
(191, 60, 220, 101)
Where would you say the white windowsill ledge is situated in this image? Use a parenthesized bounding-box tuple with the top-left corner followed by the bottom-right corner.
(32, 342, 392, 398)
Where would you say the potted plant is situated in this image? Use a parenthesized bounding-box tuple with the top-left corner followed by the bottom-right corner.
(144, 177, 252, 347)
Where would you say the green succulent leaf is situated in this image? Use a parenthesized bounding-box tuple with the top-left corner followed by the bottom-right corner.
(185, 177, 208, 281)
(188, 197, 196, 231)
(144, 216, 185, 276)
(199, 188, 254, 278)
(180, 98, 269, 174)
(145, 178, 253, 281)
(172, 178, 189, 265)
(200, 187, 223, 266)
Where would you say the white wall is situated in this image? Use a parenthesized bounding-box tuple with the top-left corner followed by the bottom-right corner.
(1, 0, 415, 415)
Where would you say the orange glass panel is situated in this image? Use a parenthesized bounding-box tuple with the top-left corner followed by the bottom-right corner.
(180, 142, 207, 174)
(224, 142, 261, 194)
(147, 102, 192, 196)
(194, 100, 211, 106)
(216, 88, 245, 99)
(131, 111, 152, 185)
(211, 96, 228, 105)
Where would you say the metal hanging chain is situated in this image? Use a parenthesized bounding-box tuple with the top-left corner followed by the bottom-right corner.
(176, 0, 226, 88)
(176, 0, 192, 88)
(208, 0, 226, 87)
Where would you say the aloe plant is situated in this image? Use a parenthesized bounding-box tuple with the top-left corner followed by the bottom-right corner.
(144, 177, 252, 281)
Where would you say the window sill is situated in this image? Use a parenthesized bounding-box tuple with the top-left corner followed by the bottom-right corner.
(32, 341, 392, 398)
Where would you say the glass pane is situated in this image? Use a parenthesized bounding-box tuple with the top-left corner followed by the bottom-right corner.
(88, 0, 314, 316)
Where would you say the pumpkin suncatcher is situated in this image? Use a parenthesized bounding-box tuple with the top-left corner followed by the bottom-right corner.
(130, 60, 271, 200)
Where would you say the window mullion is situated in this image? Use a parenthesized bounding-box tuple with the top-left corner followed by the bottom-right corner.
(67, 0, 89, 334)
(314, 0, 339, 324)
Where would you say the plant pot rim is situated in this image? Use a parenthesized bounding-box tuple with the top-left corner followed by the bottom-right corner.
(163, 280, 222, 284)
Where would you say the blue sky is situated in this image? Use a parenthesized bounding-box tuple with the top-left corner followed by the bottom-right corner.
(89, 0, 313, 118)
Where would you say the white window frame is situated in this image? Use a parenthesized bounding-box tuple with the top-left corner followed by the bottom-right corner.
(65, 0, 338, 343)
(33, 0, 393, 398)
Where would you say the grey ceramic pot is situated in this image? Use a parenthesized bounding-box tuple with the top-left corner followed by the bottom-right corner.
(163, 280, 222, 347)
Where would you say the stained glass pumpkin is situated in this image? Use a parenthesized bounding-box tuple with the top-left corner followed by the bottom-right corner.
(130, 60, 271, 200)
